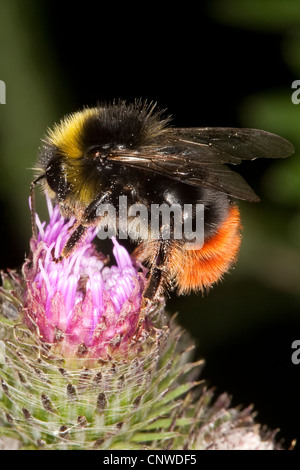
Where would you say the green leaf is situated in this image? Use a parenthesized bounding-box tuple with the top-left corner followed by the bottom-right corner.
(147, 401, 181, 421)
(144, 417, 195, 430)
(159, 382, 201, 406)
(130, 431, 178, 443)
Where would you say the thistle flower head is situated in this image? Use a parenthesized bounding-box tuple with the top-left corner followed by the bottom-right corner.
(23, 198, 147, 361)
(0, 198, 285, 451)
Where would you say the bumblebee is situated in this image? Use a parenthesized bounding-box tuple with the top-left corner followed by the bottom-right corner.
(31, 100, 294, 301)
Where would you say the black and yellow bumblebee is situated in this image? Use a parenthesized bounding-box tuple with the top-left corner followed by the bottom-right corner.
(31, 100, 294, 301)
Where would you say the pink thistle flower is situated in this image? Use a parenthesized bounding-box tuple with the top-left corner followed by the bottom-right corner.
(22, 198, 147, 360)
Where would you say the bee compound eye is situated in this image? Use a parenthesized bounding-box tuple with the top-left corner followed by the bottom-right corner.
(46, 162, 70, 199)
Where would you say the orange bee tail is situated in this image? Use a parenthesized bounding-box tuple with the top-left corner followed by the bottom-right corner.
(171, 205, 242, 294)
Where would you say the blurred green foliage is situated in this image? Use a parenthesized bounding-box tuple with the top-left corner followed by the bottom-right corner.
(0, 2, 70, 264)
(210, 0, 300, 31)
(168, 1, 300, 359)
(201, 0, 300, 444)
(210, 0, 300, 207)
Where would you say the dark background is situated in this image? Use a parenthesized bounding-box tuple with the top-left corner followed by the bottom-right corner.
(1, 0, 300, 448)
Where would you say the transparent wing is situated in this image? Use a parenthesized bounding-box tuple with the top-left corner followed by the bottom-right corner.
(108, 128, 294, 201)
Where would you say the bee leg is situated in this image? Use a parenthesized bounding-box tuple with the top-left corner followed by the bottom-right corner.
(29, 174, 46, 239)
(143, 266, 164, 302)
(139, 239, 170, 304)
(53, 223, 88, 262)
(66, 218, 82, 233)
(134, 240, 170, 335)
(53, 190, 111, 262)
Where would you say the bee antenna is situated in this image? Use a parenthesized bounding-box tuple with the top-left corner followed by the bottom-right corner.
(30, 174, 46, 239)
